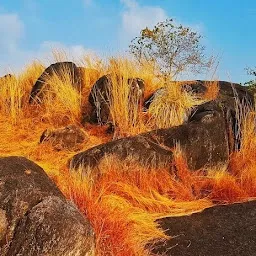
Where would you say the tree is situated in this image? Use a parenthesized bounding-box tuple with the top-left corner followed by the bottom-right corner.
(245, 67, 256, 85)
(129, 19, 212, 78)
(244, 67, 256, 94)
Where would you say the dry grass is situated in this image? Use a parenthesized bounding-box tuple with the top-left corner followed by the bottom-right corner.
(56, 132, 256, 255)
(39, 67, 83, 124)
(106, 58, 147, 137)
(203, 80, 220, 101)
(0, 52, 255, 255)
(0, 53, 194, 133)
(147, 80, 206, 129)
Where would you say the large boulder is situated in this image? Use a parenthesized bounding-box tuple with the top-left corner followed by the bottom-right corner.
(144, 80, 254, 112)
(144, 80, 254, 151)
(40, 124, 88, 151)
(0, 156, 95, 255)
(29, 62, 83, 103)
(151, 200, 256, 256)
(69, 101, 229, 172)
(88, 75, 145, 124)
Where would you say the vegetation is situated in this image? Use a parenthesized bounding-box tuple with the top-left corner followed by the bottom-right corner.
(129, 18, 212, 78)
(245, 67, 256, 95)
(0, 51, 255, 255)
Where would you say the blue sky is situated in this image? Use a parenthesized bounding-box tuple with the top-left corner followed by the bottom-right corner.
(0, 0, 255, 83)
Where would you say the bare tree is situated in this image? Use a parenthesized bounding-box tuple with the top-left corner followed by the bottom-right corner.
(129, 19, 212, 78)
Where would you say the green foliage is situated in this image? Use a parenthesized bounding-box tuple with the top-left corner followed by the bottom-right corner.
(129, 18, 212, 78)
(244, 67, 256, 94)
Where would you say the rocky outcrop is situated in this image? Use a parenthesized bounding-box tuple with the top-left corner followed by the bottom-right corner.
(0, 156, 95, 256)
(40, 125, 88, 151)
(29, 62, 83, 103)
(151, 200, 256, 256)
(144, 80, 253, 112)
(70, 101, 229, 172)
(144, 80, 254, 151)
(88, 75, 145, 124)
(70, 81, 254, 174)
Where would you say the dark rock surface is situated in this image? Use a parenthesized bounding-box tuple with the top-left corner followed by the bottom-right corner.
(88, 75, 145, 124)
(0, 156, 95, 256)
(40, 124, 88, 151)
(144, 80, 253, 112)
(70, 101, 229, 172)
(152, 200, 256, 256)
(29, 62, 83, 103)
(88, 75, 112, 124)
(144, 80, 254, 151)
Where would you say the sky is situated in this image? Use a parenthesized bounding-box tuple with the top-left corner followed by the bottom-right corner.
(0, 0, 255, 83)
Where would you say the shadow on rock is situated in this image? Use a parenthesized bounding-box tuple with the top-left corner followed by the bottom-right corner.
(70, 101, 230, 173)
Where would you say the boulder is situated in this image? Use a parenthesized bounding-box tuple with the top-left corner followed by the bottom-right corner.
(88, 75, 145, 124)
(143, 81, 207, 110)
(0, 156, 95, 256)
(40, 124, 88, 151)
(151, 200, 256, 256)
(144, 80, 253, 112)
(144, 81, 253, 151)
(29, 62, 83, 103)
(69, 101, 229, 172)
(88, 75, 112, 124)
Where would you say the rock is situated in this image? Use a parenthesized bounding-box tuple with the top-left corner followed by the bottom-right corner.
(143, 87, 166, 110)
(29, 62, 83, 103)
(88, 75, 112, 124)
(151, 200, 256, 256)
(40, 125, 88, 151)
(88, 75, 145, 125)
(144, 80, 253, 112)
(181, 80, 207, 94)
(144, 81, 254, 151)
(217, 80, 254, 110)
(8, 197, 95, 256)
(0, 156, 95, 256)
(69, 101, 229, 172)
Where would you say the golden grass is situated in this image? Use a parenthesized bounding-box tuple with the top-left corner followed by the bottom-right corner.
(147, 80, 206, 129)
(106, 58, 146, 137)
(40, 67, 82, 124)
(55, 131, 256, 255)
(0, 74, 22, 123)
(0, 52, 255, 255)
(203, 80, 220, 101)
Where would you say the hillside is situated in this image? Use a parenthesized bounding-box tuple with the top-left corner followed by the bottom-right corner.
(0, 57, 255, 255)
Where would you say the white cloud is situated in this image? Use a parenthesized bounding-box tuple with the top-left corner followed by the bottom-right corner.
(120, 0, 168, 44)
(119, 0, 205, 50)
(0, 12, 95, 76)
(0, 13, 24, 54)
(37, 41, 96, 64)
(0, 41, 96, 76)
